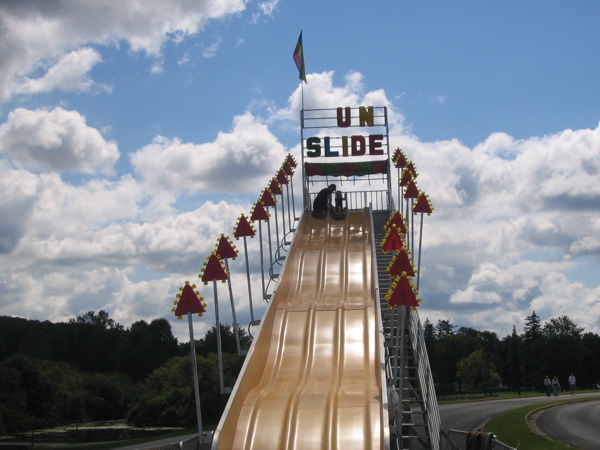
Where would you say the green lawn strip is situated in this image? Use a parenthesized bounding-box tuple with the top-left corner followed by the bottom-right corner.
(482, 400, 580, 449)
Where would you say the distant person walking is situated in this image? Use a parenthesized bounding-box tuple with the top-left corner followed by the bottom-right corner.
(568, 373, 576, 396)
(544, 375, 552, 397)
(552, 376, 560, 396)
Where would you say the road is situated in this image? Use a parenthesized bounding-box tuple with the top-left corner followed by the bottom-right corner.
(531, 396, 600, 450)
(440, 392, 600, 449)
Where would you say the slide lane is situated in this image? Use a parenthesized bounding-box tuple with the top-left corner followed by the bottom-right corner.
(213, 209, 385, 449)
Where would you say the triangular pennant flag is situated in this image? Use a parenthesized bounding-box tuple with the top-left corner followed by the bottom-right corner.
(250, 201, 269, 222)
(261, 188, 277, 207)
(233, 214, 256, 238)
(394, 150, 407, 169)
(215, 234, 238, 260)
(388, 249, 416, 277)
(286, 154, 298, 168)
(386, 275, 420, 308)
(173, 282, 207, 318)
(282, 160, 294, 176)
(381, 226, 404, 253)
(269, 178, 283, 195)
(413, 193, 434, 215)
(277, 169, 289, 185)
(404, 180, 420, 199)
(399, 168, 413, 187)
(200, 253, 229, 284)
(385, 211, 408, 234)
(406, 161, 418, 178)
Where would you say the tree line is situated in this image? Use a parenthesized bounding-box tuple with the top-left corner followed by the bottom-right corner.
(2, 310, 599, 434)
(423, 312, 600, 396)
(0, 311, 251, 433)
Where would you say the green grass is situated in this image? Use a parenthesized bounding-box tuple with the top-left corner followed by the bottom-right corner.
(482, 400, 581, 449)
(35, 428, 202, 449)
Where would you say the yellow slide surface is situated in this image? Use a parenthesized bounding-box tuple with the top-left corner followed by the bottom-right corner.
(214, 209, 385, 449)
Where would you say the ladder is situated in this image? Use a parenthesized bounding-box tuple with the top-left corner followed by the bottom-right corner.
(373, 211, 442, 449)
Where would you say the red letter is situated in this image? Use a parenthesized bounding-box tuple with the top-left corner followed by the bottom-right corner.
(369, 134, 384, 155)
(351, 135, 366, 156)
(337, 107, 351, 127)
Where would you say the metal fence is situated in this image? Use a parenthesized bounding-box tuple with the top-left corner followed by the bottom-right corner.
(308, 188, 390, 211)
(442, 429, 515, 450)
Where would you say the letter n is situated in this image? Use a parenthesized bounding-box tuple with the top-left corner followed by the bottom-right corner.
(359, 106, 374, 127)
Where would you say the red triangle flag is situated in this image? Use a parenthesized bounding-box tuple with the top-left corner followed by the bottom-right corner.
(216, 235, 238, 259)
(381, 226, 404, 252)
(385, 211, 407, 234)
(234, 214, 255, 238)
(277, 169, 289, 185)
(387, 275, 420, 308)
(261, 189, 276, 207)
(286, 154, 298, 168)
(201, 254, 229, 282)
(413, 193, 433, 214)
(269, 178, 283, 195)
(251, 201, 269, 221)
(388, 249, 415, 277)
(404, 181, 420, 199)
(174, 283, 206, 316)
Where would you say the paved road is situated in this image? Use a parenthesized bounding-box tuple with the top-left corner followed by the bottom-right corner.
(531, 396, 600, 450)
(440, 392, 600, 448)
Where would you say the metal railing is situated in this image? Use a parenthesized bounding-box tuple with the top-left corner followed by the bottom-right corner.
(308, 188, 390, 211)
(442, 430, 515, 450)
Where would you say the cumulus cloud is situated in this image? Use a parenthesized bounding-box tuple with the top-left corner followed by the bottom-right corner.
(131, 112, 286, 193)
(0, 107, 119, 174)
(10, 48, 105, 95)
(0, 0, 249, 99)
(398, 123, 600, 334)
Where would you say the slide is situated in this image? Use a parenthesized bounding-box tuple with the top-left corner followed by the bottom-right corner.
(213, 208, 386, 449)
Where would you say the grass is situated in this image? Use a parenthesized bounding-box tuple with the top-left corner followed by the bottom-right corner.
(482, 398, 588, 449)
(34, 428, 204, 449)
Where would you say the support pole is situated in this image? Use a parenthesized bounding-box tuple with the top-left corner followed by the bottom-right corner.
(212, 280, 227, 394)
(223, 259, 242, 355)
(187, 313, 203, 439)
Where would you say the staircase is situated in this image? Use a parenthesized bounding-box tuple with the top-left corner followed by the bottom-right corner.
(372, 211, 441, 449)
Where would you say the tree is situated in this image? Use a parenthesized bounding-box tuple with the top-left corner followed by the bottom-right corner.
(69, 310, 123, 330)
(127, 352, 245, 427)
(434, 333, 479, 393)
(508, 326, 523, 394)
(435, 319, 457, 339)
(456, 349, 501, 396)
(191, 324, 253, 357)
(522, 311, 544, 389)
(114, 319, 179, 382)
(542, 315, 584, 387)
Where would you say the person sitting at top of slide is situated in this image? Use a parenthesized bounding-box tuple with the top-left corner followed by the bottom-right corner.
(330, 190, 348, 220)
(312, 184, 336, 218)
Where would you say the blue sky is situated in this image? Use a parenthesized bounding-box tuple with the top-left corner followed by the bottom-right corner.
(0, 1, 599, 341)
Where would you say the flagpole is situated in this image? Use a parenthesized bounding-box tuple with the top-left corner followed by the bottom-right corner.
(301, 81, 304, 111)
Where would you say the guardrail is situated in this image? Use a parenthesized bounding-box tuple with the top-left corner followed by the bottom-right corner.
(442, 429, 515, 450)
(308, 189, 390, 211)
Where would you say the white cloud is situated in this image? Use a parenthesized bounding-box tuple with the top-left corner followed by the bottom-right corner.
(203, 38, 222, 58)
(0, 107, 119, 174)
(131, 112, 286, 193)
(11, 48, 104, 95)
(0, 0, 249, 99)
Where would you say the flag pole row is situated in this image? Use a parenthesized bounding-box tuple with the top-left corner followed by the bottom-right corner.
(169, 154, 300, 421)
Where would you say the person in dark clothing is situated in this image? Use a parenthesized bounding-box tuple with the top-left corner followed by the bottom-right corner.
(312, 184, 336, 218)
(330, 190, 348, 220)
